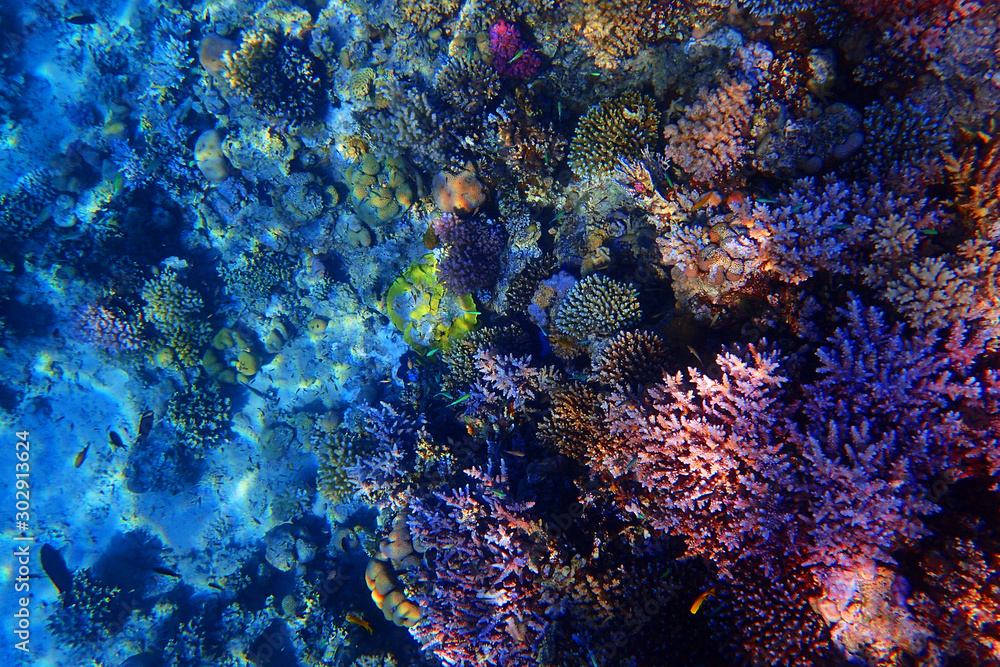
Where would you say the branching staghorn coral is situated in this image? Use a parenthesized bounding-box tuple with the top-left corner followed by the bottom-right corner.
(166, 382, 232, 450)
(435, 57, 500, 114)
(598, 298, 998, 587)
(604, 341, 795, 574)
(361, 82, 461, 171)
(434, 214, 507, 295)
(402, 465, 561, 667)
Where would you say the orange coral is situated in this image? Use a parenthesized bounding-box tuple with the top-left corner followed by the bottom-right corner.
(432, 168, 486, 216)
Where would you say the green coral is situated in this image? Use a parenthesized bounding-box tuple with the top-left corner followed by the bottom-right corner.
(568, 91, 660, 179)
(386, 254, 478, 353)
(222, 29, 325, 121)
(46, 569, 127, 648)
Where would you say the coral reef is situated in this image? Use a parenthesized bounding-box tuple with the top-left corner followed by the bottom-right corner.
(403, 466, 559, 666)
(141, 269, 212, 367)
(4, 2, 999, 666)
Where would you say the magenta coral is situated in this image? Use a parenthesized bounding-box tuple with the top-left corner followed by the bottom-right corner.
(489, 20, 541, 80)
(604, 298, 999, 578)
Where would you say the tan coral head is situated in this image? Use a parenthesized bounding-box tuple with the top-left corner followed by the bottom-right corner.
(432, 168, 486, 216)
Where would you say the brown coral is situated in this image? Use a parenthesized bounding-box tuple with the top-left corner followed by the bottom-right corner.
(664, 79, 754, 187)
(569, 0, 678, 70)
(538, 383, 610, 463)
(591, 330, 669, 391)
(568, 91, 660, 180)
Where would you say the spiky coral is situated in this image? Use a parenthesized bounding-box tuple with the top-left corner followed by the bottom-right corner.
(141, 269, 212, 367)
(223, 29, 325, 121)
(568, 91, 659, 180)
(605, 342, 794, 573)
(403, 466, 560, 667)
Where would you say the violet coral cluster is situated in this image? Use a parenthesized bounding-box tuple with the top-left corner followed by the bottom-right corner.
(402, 466, 558, 667)
(434, 213, 507, 296)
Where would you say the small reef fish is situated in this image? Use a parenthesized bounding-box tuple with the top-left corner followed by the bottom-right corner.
(346, 613, 373, 634)
(66, 13, 97, 25)
(109, 431, 125, 449)
(40, 544, 73, 594)
(74, 444, 90, 468)
(138, 410, 154, 439)
(208, 582, 225, 591)
(447, 393, 470, 407)
(690, 587, 716, 614)
(151, 566, 180, 578)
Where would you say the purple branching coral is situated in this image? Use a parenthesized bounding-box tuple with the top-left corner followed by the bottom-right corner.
(788, 301, 996, 573)
(434, 214, 507, 295)
(346, 404, 426, 511)
(73, 303, 144, 352)
(469, 350, 560, 413)
(403, 464, 559, 667)
(604, 342, 796, 575)
(604, 298, 998, 580)
(489, 20, 541, 80)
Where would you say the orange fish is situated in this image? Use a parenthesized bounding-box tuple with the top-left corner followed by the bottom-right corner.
(346, 612, 373, 634)
(690, 587, 715, 614)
